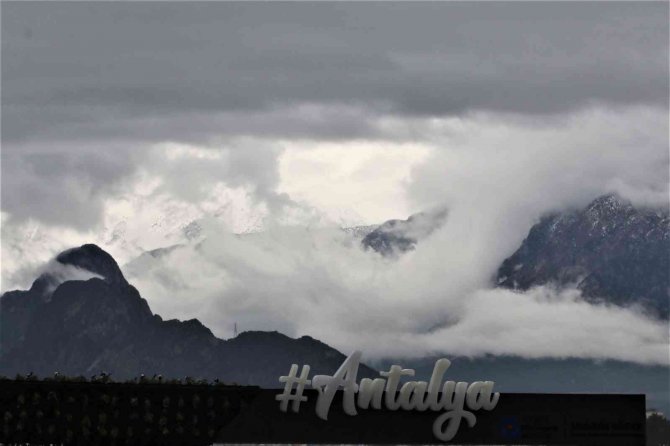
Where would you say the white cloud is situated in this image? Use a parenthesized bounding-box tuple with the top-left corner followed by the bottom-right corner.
(117, 105, 668, 366)
(3, 105, 668, 366)
(278, 140, 431, 226)
(123, 220, 669, 365)
(406, 105, 669, 272)
(36, 261, 104, 296)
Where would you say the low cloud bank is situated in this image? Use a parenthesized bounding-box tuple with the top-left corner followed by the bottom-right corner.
(124, 218, 669, 366)
(3, 106, 668, 366)
(126, 106, 666, 365)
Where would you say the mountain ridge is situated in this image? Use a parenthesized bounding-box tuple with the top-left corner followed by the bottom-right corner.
(361, 208, 448, 256)
(496, 193, 669, 318)
(0, 244, 377, 386)
(358, 193, 668, 318)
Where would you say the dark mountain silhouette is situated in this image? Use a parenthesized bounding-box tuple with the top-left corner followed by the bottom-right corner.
(497, 194, 669, 319)
(0, 244, 376, 385)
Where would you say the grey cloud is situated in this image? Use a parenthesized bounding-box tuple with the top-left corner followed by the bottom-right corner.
(1, 2, 668, 231)
(1, 145, 139, 229)
(2, 2, 667, 143)
(144, 141, 288, 211)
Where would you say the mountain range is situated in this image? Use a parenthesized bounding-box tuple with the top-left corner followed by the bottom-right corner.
(0, 244, 376, 385)
(1, 193, 668, 411)
(363, 194, 669, 319)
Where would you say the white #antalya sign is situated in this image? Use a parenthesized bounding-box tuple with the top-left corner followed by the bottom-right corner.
(276, 351, 500, 442)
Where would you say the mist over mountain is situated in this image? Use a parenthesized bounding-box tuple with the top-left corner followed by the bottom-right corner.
(0, 244, 377, 385)
(361, 208, 448, 256)
(1, 193, 669, 423)
(365, 194, 669, 319)
(2, 193, 668, 399)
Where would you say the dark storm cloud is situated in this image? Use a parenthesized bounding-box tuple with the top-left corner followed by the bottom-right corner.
(2, 145, 140, 229)
(2, 2, 668, 143)
(1, 2, 668, 230)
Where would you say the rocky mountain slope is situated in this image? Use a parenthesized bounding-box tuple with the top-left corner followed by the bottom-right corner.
(361, 208, 448, 256)
(0, 244, 376, 385)
(362, 194, 668, 318)
(497, 194, 669, 318)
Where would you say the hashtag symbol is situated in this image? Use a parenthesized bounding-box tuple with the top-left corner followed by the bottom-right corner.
(276, 364, 311, 413)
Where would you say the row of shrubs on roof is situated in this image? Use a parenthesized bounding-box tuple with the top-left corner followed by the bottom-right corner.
(0, 372, 236, 385)
(1, 378, 239, 444)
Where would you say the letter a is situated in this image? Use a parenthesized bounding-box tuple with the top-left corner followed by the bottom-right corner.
(312, 350, 361, 420)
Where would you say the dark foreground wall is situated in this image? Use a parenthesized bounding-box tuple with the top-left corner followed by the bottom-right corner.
(0, 381, 645, 445)
(0, 380, 251, 446)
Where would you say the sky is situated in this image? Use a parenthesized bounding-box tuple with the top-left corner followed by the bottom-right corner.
(2, 2, 669, 364)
